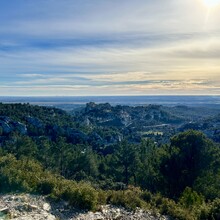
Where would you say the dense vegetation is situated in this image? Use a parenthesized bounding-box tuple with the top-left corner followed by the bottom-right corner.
(0, 103, 220, 219)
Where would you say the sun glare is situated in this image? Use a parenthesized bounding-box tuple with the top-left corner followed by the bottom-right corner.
(203, 0, 220, 7)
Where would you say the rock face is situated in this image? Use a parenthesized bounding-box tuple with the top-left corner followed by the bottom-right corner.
(0, 194, 169, 220)
(26, 117, 44, 129)
(0, 117, 27, 135)
(80, 103, 184, 128)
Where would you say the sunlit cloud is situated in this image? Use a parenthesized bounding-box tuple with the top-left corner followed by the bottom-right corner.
(0, 0, 220, 95)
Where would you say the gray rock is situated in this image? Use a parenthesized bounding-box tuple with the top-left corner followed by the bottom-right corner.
(0, 117, 27, 135)
(26, 117, 44, 128)
(13, 122, 27, 135)
(0, 194, 169, 220)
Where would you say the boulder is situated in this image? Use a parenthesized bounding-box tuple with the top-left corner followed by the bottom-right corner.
(26, 116, 44, 128)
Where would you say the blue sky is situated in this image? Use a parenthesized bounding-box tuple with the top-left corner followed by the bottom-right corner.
(0, 0, 220, 96)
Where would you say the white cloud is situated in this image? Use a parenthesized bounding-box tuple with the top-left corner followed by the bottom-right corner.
(0, 0, 220, 95)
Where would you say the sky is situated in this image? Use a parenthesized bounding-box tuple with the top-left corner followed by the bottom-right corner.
(0, 0, 220, 96)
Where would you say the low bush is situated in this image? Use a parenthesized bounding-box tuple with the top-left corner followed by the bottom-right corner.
(179, 187, 204, 209)
(107, 188, 146, 210)
(60, 182, 98, 210)
(201, 198, 220, 220)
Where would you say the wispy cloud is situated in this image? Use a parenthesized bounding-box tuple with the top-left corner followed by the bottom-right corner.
(0, 0, 220, 95)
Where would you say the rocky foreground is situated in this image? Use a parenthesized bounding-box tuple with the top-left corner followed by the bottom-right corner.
(0, 194, 169, 220)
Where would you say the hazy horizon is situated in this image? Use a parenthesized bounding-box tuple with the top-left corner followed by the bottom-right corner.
(1, 95, 220, 108)
(0, 0, 220, 96)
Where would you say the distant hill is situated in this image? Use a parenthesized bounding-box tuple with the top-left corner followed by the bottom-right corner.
(73, 102, 220, 144)
(0, 103, 219, 148)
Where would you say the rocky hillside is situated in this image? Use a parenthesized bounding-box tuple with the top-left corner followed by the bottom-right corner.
(0, 103, 121, 148)
(75, 103, 185, 128)
(73, 102, 220, 143)
(1, 102, 220, 149)
(0, 194, 168, 220)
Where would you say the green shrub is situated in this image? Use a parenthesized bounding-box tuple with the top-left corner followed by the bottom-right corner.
(97, 190, 107, 205)
(141, 190, 152, 203)
(60, 182, 98, 210)
(37, 177, 56, 195)
(158, 198, 194, 220)
(210, 199, 220, 219)
(0, 155, 44, 192)
(107, 188, 146, 210)
(179, 187, 204, 209)
(201, 199, 220, 220)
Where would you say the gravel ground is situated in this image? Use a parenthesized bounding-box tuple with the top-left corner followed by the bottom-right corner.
(0, 194, 169, 220)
